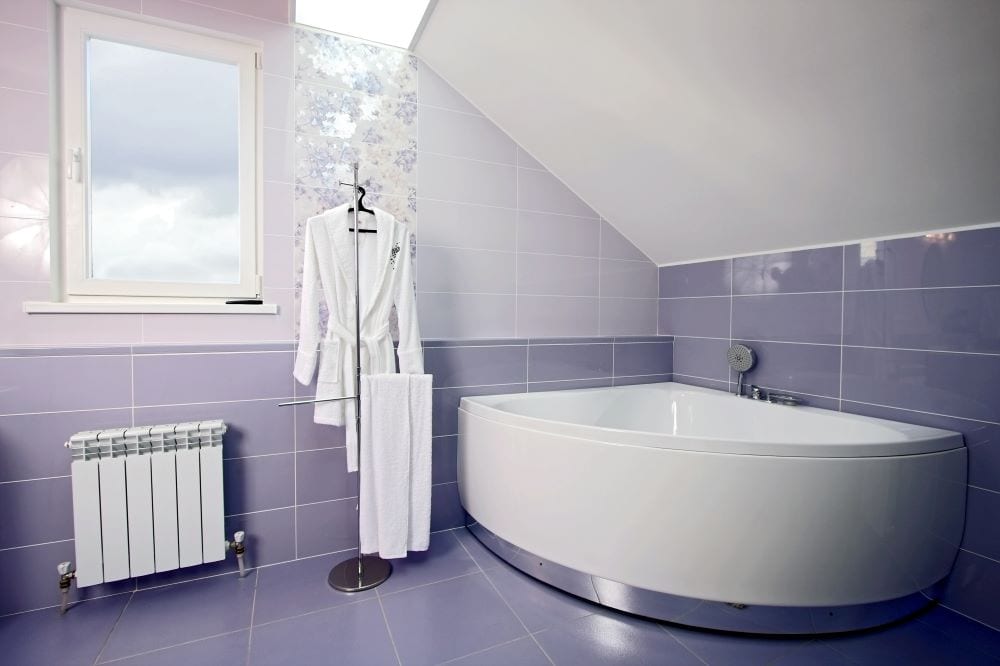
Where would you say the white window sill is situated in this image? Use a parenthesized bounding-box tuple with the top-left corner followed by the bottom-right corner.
(23, 301, 279, 315)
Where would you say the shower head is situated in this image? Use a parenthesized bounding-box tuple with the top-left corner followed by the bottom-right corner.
(727, 344, 755, 373)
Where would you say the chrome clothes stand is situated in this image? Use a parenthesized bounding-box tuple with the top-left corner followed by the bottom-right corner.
(279, 162, 392, 592)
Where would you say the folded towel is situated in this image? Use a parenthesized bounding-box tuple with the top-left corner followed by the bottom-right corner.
(358, 374, 433, 558)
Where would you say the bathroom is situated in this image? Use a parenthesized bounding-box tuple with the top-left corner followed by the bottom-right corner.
(0, 0, 998, 663)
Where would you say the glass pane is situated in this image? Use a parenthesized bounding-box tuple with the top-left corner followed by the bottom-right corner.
(87, 38, 241, 284)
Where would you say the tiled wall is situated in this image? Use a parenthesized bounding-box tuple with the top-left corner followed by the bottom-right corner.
(658, 225, 1000, 630)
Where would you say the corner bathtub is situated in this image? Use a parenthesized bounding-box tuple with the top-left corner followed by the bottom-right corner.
(457, 382, 966, 634)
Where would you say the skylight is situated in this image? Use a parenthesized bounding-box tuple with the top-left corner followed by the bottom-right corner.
(295, 0, 433, 50)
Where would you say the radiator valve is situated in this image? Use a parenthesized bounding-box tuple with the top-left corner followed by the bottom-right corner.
(57, 562, 76, 615)
(227, 531, 247, 578)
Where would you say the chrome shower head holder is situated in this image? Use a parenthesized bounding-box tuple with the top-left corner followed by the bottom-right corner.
(727, 344, 756, 397)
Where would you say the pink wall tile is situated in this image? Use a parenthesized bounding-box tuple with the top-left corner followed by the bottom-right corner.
(262, 234, 293, 288)
(0, 89, 48, 155)
(263, 180, 293, 235)
(0, 153, 48, 219)
(0, 22, 49, 93)
(141, 0, 292, 77)
(263, 73, 293, 130)
(0, 0, 49, 30)
(0, 282, 143, 346)
(0, 217, 50, 281)
(191, 0, 288, 23)
(138, 287, 294, 343)
(86, 0, 142, 12)
(263, 128, 293, 183)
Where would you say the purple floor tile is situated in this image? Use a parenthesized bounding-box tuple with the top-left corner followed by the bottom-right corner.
(820, 616, 998, 665)
(666, 623, 807, 664)
(484, 563, 594, 631)
(100, 572, 256, 661)
(377, 531, 479, 595)
(249, 599, 397, 665)
(252, 555, 375, 626)
(110, 629, 249, 665)
(449, 636, 551, 665)
(380, 572, 525, 665)
(0, 595, 129, 666)
(534, 612, 701, 665)
(770, 641, 853, 664)
(918, 606, 1000, 660)
(454, 527, 505, 571)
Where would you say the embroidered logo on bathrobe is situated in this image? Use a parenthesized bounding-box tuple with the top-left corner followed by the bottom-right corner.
(389, 243, 401, 269)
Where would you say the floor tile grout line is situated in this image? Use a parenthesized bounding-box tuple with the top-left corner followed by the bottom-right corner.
(434, 635, 534, 665)
(97, 628, 248, 665)
(453, 530, 556, 665)
(658, 624, 709, 665)
(378, 569, 482, 598)
(244, 570, 259, 666)
(92, 590, 134, 665)
(375, 593, 403, 666)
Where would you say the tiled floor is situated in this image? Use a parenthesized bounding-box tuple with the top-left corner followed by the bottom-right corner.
(2, 528, 999, 665)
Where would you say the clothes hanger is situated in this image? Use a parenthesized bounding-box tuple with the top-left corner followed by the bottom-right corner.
(348, 185, 377, 233)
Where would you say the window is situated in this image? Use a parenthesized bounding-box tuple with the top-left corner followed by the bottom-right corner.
(59, 7, 261, 302)
(295, 0, 432, 49)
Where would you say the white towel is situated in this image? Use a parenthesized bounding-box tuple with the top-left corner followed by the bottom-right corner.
(358, 374, 433, 558)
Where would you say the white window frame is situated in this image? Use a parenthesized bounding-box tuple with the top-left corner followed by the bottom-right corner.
(59, 6, 262, 302)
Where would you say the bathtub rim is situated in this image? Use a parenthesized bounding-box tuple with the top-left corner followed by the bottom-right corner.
(465, 520, 942, 635)
(459, 382, 964, 458)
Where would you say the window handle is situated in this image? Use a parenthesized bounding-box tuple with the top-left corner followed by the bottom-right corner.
(67, 148, 82, 182)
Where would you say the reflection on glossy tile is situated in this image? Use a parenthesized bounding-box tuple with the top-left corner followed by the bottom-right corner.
(486, 564, 594, 631)
(659, 259, 732, 298)
(733, 246, 843, 294)
(0, 153, 48, 219)
(536, 612, 701, 665)
(252, 555, 374, 626)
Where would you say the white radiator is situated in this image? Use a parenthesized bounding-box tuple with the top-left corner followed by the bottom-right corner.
(66, 420, 227, 587)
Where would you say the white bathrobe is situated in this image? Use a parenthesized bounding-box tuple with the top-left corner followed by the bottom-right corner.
(294, 204, 423, 448)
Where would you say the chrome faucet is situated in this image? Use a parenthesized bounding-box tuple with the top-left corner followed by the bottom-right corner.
(748, 385, 803, 406)
(749, 385, 766, 401)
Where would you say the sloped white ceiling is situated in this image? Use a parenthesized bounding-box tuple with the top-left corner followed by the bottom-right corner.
(414, 0, 1000, 265)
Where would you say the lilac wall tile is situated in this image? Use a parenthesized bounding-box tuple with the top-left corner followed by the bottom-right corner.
(0, 23, 48, 92)
(225, 507, 295, 567)
(137, 288, 293, 345)
(516, 295, 599, 338)
(740, 340, 841, 398)
(263, 181, 293, 235)
(0, 0, 49, 29)
(263, 74, 293, 131)
(0, 153, 48, 219)
(0, 354, 131, 415)
(416, 246, 515, 294)
(0, 88, 48, 155)
(844, 287, 1000, 354)
(841, 401, 1000, 493)
(263, 129, 293, 183)
(517, 210, 600, 258)
(418, 62, 480, 115)
(614, 341, 673, 377)
(659, 259, 732, 298)
(194, 0, 289, 23)
(600, 298, 658, 336)
(262, 234, 293, 288)
(613, 374, 672, 386)
(842, 347, 1000, 422)
(296, 497, 358, 557)
(418, 199, 516, 251)
(529, 377, 613, 392)
(516, 146, 545, 170)
(845, 227, 1000, 290)
(0, 283, 143, 347)
(133, 351, 293, 406)
(424, 344, 527, 388)
(733, 246, 843, 294)
(517, 253, 599, 297)
(418, 293, 516, 339)
(527, 343, 612, 382)
(432, 436, 458, 485)
(940, 550, 1000, 631)
(432, 384, 525, 436)
(732, 292, 843, 344)
(672, 337, 731, 381)
(0, 408, 132, 482)
(517, 168, 597, 218)
(135, 399, 292, 459)
(419, 105, 515, 164)
(296, 447, 355, 504)
(431, 483, 465, 531)
(600, 259, 658, 298)
(419, 152, 515, 208)
(600, 221, 648, 261)
(964, 488, 1000, 562)
(0, 218, 49, 282)
(658, 297, 731, 338)
(295, 412, 345, 451)
(0, 476, 73, 548)
(223, 453, 294, 515)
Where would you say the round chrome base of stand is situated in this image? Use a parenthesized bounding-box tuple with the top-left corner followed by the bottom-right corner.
(328, 555, 392, 592)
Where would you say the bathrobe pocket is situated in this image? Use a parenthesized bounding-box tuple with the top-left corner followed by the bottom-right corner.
(317, 339, 341, 384)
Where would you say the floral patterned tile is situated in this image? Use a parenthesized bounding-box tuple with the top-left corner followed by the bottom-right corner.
(295, 134, 417, 196)
(295, 28, 418, 102)
(295, 82, 417, 142)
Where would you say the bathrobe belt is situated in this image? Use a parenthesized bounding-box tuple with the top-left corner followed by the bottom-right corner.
(326, 321, 394, 374)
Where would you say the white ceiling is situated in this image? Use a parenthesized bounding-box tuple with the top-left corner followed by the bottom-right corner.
(415, 0, 1000, 265)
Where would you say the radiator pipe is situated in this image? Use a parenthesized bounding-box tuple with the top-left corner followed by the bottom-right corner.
(57, 562, 75, 614)
(228, 531, 247, 578)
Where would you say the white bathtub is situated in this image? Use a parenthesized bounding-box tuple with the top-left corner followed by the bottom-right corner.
(457, 382, 967, 634)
